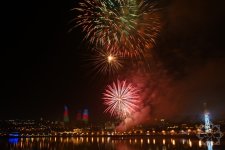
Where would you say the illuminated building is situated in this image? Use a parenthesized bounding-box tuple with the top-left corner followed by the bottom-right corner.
(64, 105, 69, 123)
(82, 109, 88, 124)
(204, 103, 211, 133)
(197, 103, 223, 149)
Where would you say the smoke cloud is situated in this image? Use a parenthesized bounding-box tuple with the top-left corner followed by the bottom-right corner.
(115, 0, 225, 131)
(116, 57, 225, 131)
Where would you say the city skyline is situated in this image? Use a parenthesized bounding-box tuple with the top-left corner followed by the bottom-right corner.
(1, 0, 225, 126)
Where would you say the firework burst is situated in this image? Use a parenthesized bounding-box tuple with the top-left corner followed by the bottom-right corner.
(103, 80, 141, 119)
(90, 49, 123, 75)
(73, 0, 161, 57)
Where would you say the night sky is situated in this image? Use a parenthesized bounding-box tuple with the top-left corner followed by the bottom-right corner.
(1, 0, 225, 123)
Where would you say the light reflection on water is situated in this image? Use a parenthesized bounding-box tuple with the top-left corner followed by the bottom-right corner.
(0, 137, 224, 150)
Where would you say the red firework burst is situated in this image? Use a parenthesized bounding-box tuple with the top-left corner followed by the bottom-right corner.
(103, 80, 141, 119)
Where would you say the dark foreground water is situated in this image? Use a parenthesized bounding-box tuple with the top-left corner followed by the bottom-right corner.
(0, 136, 225, 150)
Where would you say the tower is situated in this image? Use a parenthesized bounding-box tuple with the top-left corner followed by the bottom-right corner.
(75, 110, 82, 127)
(82, 109, 89, 124)
(197, 103, 223, 149)
(76, 110, 82, 121)
(203, 103, 211, 133)
(64, 105, 70, 123)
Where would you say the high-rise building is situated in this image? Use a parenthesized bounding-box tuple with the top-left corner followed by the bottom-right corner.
(64, 105, 69, 123)
(82, 109, 89, 124)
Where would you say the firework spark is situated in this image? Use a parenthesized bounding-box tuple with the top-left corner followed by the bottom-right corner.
(90, 49, 123, 75)
(73, 0, 160, 57)
(103, 80, 141, 119)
